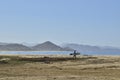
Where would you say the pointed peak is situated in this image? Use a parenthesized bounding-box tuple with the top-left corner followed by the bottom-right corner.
(44, 41, 52, 43)
(43, 41, 54, 44)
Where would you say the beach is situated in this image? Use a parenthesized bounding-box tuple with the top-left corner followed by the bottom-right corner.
(0, 55, 120, 80)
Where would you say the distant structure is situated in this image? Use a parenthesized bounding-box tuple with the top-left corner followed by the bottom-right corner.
(70, 50, 80, 59)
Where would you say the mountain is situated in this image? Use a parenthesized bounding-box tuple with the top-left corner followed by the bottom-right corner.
(22, 42, 37, 47)
(62, 43, 120, 53)
(1, 41, 119, 53)
(0, 42, 8, 45)
(0, 41, 73, 51)
(62, 47, 74, 51)
(32, 41, 72, 51)
(0, 44, 31, 51)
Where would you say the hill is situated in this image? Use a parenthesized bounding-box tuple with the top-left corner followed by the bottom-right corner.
(32, 41, 71, 51)
(0, 44, 31, 51)
(0, 41, 73, 51)
(62, 43, 120, 55)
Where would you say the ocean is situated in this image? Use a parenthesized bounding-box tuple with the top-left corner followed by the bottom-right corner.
(0, 51, 120, 55)
(82, 51, 120, 55)
(0, 51, 72, 55)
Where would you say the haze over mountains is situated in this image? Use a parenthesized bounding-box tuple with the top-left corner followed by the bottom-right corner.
(0, 41, 120, 53)
(63, 44, 120, 52)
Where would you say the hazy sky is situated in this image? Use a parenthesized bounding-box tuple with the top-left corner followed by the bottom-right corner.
(0, 0, 120, 47)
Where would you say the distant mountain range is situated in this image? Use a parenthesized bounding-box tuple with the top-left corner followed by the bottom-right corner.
(0, 41, 73, 51)
(62, 43, 120, 53)
(0, 41, 120, 53)
(0, 44, 31, 51)
(0, 42, 9, 45)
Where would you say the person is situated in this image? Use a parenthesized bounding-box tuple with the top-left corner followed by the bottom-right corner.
(73, 50, 77, 59)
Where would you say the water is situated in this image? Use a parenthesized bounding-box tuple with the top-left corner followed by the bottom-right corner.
(0, 51, 73, 55)
(82, 51, 120, 56)
(0, 51, 120, 55)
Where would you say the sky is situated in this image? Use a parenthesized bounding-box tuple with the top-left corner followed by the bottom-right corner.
(0, 0, 120, 47)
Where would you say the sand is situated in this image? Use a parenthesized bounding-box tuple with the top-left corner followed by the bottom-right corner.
(0, 55, 120, 80)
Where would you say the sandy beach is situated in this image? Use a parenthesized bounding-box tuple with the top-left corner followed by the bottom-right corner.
(0, 55, 120, 80)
